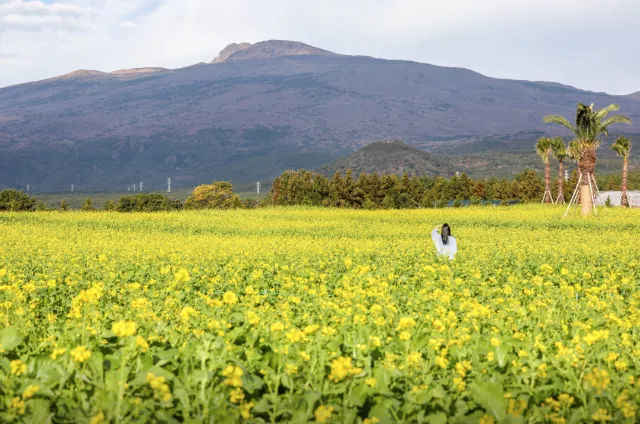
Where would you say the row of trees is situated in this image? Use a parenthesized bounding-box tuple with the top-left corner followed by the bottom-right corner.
(266, 168, 552, 208)
(540, 103, 633, 212)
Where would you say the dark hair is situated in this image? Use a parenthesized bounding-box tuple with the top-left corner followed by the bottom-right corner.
(441, 223, 451, 245)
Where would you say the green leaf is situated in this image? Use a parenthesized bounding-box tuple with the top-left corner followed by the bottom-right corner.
(130, 365, 175, 386)
(304, 391, 321, 414)
(88, 351, 104, 386)
(430, 385, 447, 399)
(0, 327, 23, 351)
(348, 383, 368, 407)
(426, 412, 447, 424)
(496, 346, 509, 368)
(27, 398, 53, 424)
(281, 374, 292, 389)
(35, 360, 63, 388)
(469, 380, 506, 421)
(252, 397, 271, 414)
(174, 384, 191, 410)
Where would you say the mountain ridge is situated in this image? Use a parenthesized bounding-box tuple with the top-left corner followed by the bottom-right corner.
(1, 39, 639, 191)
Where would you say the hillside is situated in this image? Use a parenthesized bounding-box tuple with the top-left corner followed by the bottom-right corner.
(1, 39, 639, 191)
(318, 140, 639, 180)
(317, 141, 454, 176)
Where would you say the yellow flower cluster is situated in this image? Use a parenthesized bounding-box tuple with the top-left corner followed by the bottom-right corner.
(0, 206, 639, 422)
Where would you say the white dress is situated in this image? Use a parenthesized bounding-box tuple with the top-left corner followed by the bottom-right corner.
(431, 229, 457, 260)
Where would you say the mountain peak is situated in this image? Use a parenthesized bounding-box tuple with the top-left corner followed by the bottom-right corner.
(211, 40, 336, 64)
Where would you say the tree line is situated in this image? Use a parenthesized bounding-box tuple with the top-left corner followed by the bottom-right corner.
(2, 169, 638, 212)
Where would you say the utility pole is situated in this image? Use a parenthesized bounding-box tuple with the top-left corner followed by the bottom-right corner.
(167, 178, 171, 193)
(71, 184, 74, 192)
(139, 181, 143, 192)
(257, 181, 260, 194)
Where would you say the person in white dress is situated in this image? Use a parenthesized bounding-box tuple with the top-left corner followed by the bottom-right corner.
(431, 223, 457, 260)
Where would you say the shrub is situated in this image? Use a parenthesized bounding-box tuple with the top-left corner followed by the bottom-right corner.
(0, 189, 36, 211)
(81, 198, 95, 211)
(185, 182, 242, 210)
(116, 194, 179, 212)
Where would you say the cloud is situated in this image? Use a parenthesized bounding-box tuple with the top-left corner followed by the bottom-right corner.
(0, 0, 639, 94)
(0, 0, 91, 31)
(0, 0, 83, 17)
(120, 20, 140, 29)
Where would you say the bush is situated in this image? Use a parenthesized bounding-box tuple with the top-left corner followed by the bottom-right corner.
(81, 198, 95, 211)
(59, 200, 69, 211)
(116, 194, 179, 212)
(185, 182, 242, 210)
(104, 200, 116, 211)
(0, 189, 36, 211)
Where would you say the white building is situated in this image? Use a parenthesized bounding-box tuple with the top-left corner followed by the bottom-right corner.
(595, 191, 640, 207)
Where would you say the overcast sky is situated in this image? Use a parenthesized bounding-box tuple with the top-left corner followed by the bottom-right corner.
(1, 0, 639, 94)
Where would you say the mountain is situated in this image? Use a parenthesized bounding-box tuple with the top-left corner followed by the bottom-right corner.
(1, 39, 639, 191)
(629, 91, 640, 99)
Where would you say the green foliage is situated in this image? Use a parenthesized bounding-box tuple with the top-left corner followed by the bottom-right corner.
(104, 200, 116, 211)
(611, 136, 632, 159)
(59, 200, 69, 211)
(544, 103, 631, 150)
(550, 137, 567, 162)
(0, 189, 36, 211)
(35, 201, 47, 211)
(605, 196, 613, 207)
(267, 168, 545, 208)
(535, 137, 553, 163)
(185, 181, 242, 210)
(81, 198, 95, 211)
(116, 194, 181, 212)
(513, 169, 544, 202)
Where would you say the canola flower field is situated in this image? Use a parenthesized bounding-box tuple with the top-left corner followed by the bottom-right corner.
(0, 206, 639, 423)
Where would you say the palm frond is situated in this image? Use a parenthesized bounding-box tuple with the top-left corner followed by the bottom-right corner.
(550, 137, 566, 160)
(535, 137, 552, 163)
(566, 139, 580, 161)
(594, 103, 620, 119)
(543, 115, 575, 133)
(612, 136, 632, 158)
(601, 115, 632, 129)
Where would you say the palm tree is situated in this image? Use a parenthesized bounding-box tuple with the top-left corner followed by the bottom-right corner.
(544, 103, 631, 215)
(550, 137, 567, 203)
(535, 137, 553, 203)
(611, 136, 633, 207)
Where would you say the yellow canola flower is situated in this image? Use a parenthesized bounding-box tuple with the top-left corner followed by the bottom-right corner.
(314, 405, 334, 423)
(112, 320, 137, 338)
(10, 359, 27, 376)
(70, 346, 92, 363)
(328, 357, 362, 382)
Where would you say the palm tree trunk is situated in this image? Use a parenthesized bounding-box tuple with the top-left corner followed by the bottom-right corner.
(557, 160, 564, 203)
(621, 156, 629, 207)
(579, 147, 597, 216)
(544, 160, 551, 203)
